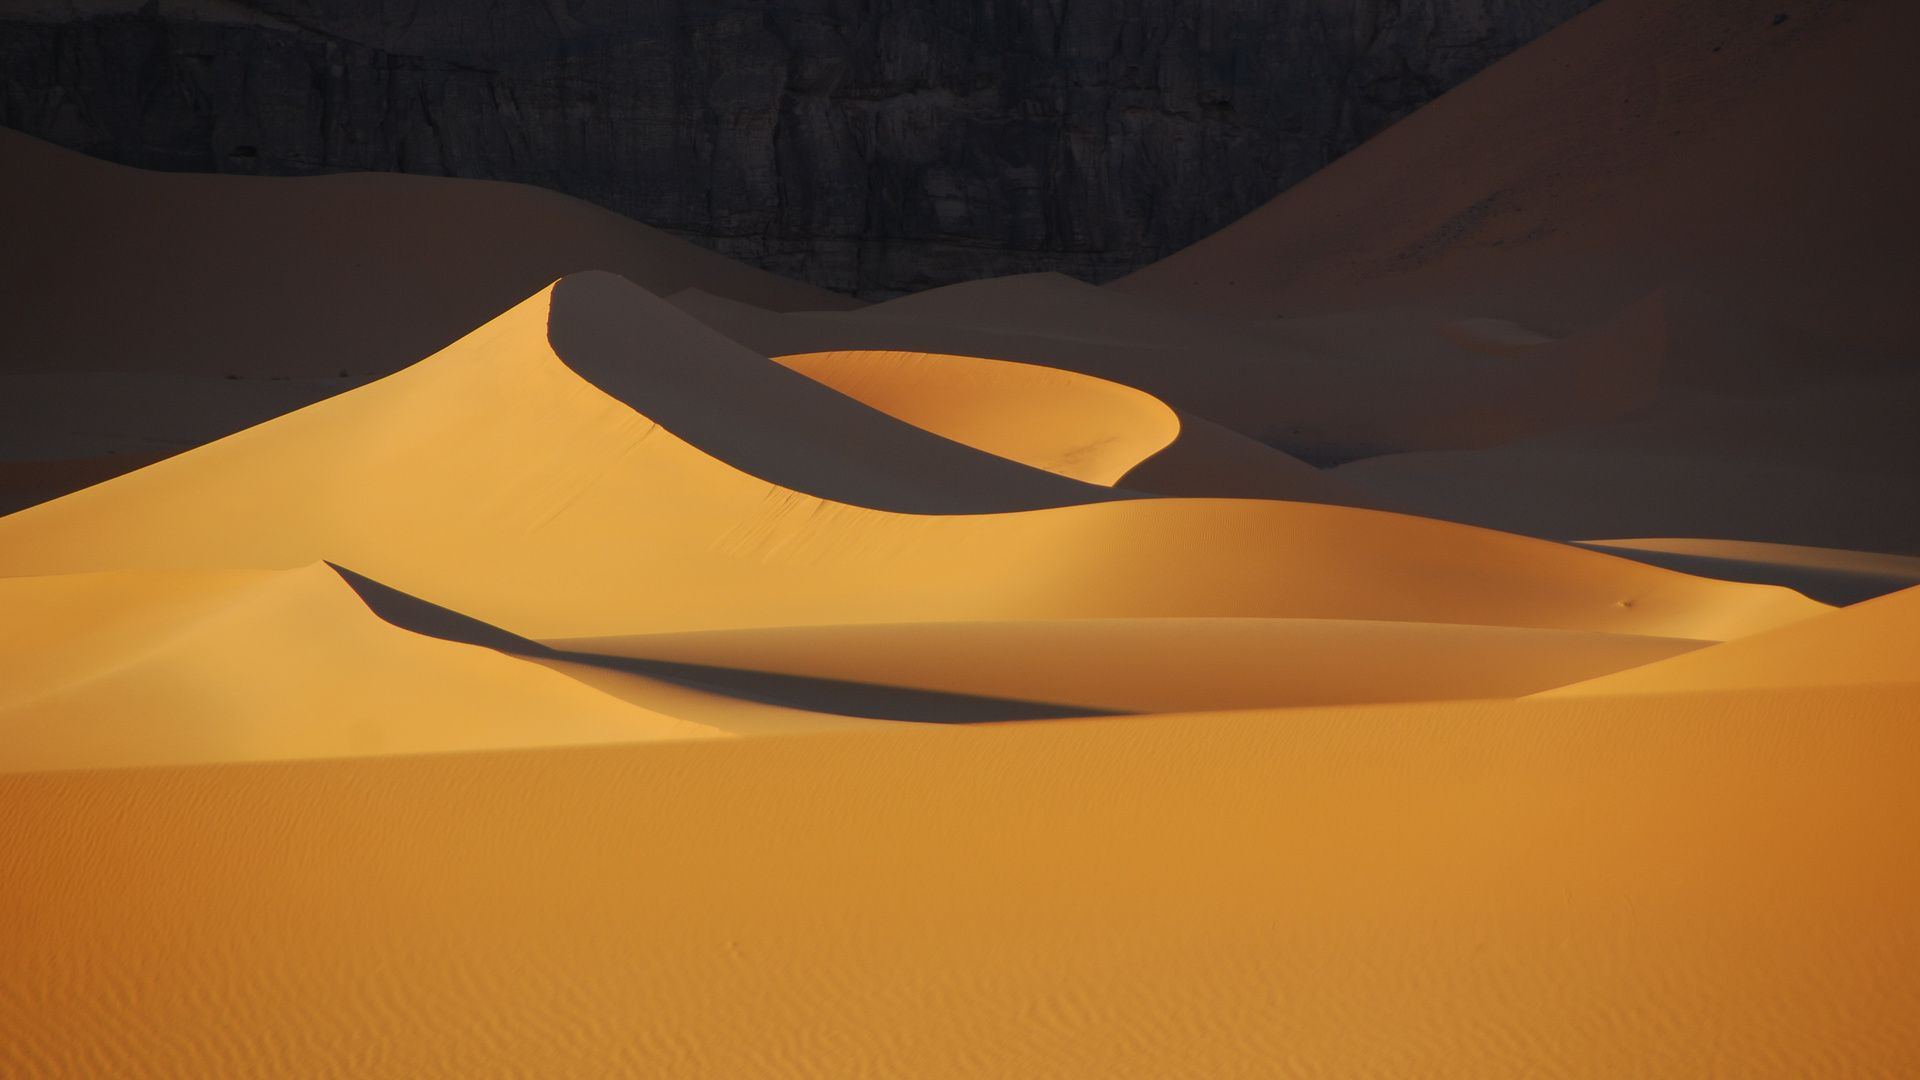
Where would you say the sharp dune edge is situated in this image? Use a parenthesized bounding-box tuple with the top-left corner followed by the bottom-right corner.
(4, 0, 1918, 1073)
(0, 276, 1824, 643)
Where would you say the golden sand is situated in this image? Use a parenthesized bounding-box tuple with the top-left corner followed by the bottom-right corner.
(2, 0, 1913, 1072)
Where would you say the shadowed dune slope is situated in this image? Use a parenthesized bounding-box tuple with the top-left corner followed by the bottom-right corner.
(771, 344, 1391, 506)
(0, 128, 856, 381)
(329, 564, 1121, 725)
(0, 280, 1826, 641)
(1113, 407, 1404, 507)
(674, 276, 1718, 466)
(1334, 372, 1920, 556)
(545, 274, 1130, 514)
(0, 564, 721, 773)
(1545, 583, 1920, 697)
(553, 619, 1709, 713)
(1570, 539, 1920, 606)
(0, 450, 181, 517)
(4, 686, 1917, 1077)
(770, 350, 1179, 486)
(1110, 0, 1920, 358)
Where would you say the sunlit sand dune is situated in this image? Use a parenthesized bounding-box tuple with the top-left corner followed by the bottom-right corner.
(1544, 582, 1920, 697)
(0, 127, 856, 383)
(4, 0, 1913, 1069)
(526, 658, 901, 736)
(771, 350, 1179, 485)
(4, 685, 1916, 1077)
(555, 618, 1710, 713)
(0, 275, 1825, 641)
(0, 564, 720, 773)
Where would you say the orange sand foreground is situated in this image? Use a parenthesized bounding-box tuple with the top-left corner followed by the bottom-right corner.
(3, 0, 1917, 1075)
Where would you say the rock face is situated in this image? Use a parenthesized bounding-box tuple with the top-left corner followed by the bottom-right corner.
(1, 0, 1597, 297)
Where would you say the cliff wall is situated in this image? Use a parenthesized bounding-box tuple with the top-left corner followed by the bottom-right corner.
(1, 0, 1597, 296)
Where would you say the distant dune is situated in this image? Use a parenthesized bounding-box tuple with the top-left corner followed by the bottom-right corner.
(0, 128, 856, 383)
(1108, 0, 1920, 357)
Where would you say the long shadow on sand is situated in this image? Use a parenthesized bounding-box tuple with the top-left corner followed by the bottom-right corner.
(329, 563, 1120, 724)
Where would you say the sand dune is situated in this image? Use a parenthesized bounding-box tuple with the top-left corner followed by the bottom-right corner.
(527, 658, 903, 737)
(5, 1, 1915, 1061)
(0, 451, 181, 518)
(1335, 374, 1920, 556)
(1571, 539, 1920, 606)
(329, 564, 1120, 726)
(1582, 537, 1920, 579)
(0, 275, 1825, 642)
(547, 274, 1122, 514)
(4, 684, 1915, 1077)
(770, 350, 1179, 486)
(0, 371, 360, 461)
(676, 278, 1668, 464)
(1110, 0, 1920, 358)
(553, 618, 1710, 713)
(1544, 581, 1920, 697)
(769, 347, 1384, 505)
(0, 564, 721, 773)
(0, 127, 855, 382)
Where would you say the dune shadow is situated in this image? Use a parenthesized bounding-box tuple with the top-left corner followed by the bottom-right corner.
(1565, 544, 1920, 607)
(546, 272, 1139, 516)
(328, 563, 1122, 724)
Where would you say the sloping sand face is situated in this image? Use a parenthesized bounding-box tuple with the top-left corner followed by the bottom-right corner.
(1544, 581, 1920, 697)
(0, 127, 857, 383)
(0, 276, 1826, 641)
(1571, 539, 1920, 606)
(771, 346, 1399, 507)
(0, 565, 722, 772)
(771, 350, 1180, 485)
(553, 618, 1710, 713)
(4, 687, 1916, 1077)
(672, 279, 1677, 465)
(1108, 0, 1920, 358)
(6, 0, 1916, 1054)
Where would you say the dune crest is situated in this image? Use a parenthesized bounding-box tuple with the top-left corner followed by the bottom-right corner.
(771, 350, 1179, 486)
(552, 618, 1710, 713)
(0, 563, 721, 773)
(0, 277, 1826, 641)
(2, 0, 1915, 1071)
(1542, 582, 1920, 698)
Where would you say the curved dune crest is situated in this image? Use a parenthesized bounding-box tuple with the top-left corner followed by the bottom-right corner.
(771, 350, 1179, 485)
(0, 564, 722, 773)
(545, 273, 1125, 514)
(765, 340, 1383, 506)
(553, 618, 1710, 713)
(0, 278, 1825, 641)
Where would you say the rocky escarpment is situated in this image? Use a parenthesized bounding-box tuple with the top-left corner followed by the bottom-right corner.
(1, 0, 1598, 297)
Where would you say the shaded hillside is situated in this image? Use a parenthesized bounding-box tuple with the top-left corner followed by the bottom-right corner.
(0, 0, 1594, 297)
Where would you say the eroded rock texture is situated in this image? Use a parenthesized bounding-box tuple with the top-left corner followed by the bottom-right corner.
(1, 0, 1597, 296)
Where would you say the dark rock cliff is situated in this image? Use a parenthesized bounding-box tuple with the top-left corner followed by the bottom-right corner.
(2, 0, 1598, 297)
